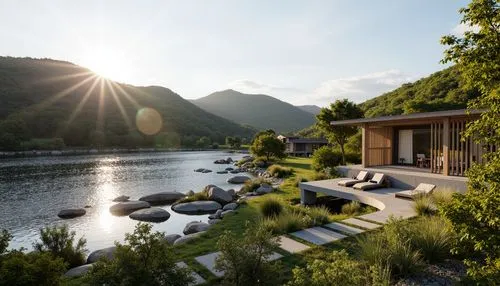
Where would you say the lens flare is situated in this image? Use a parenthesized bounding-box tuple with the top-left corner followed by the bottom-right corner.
(136, 107, 163, 135)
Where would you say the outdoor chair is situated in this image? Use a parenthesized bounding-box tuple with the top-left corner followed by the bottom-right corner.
(395, 183, 436, 200)
(337, 171, 369, 187)
(353, 173, 386, 191)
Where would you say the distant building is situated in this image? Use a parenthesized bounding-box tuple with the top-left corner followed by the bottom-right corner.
(277, 135, 328, 157)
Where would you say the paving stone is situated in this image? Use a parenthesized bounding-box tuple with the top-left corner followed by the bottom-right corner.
(195, 251, 283, 277)
(323, 222, 366, 235)
(275, 235, 310, 253)
(176, 262, 206, 285)
(342, 218, 382, 230)
(290, 227, 347, 245)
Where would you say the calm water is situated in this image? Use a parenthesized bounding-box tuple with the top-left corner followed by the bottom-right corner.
(0, 151, 248, 251)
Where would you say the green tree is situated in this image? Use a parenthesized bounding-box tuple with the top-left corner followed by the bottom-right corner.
(311, 146, 342, 172)
(250, 133, 286, 162)
(215, 223, 282, 286)
(33, 225, 87, 268)
(85, 223, 192, 286)
(196, 136, 212, 148)
(316, 99, 363, 164)
(440, 0, 500, 283)
(0, 229, 12, 256)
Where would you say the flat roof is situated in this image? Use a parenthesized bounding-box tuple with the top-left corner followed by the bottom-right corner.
(330, 109, 482, 126)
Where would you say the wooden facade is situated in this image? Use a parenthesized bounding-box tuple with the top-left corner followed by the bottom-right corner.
(333, 109, 495, 177)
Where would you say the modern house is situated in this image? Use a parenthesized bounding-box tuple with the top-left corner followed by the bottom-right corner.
(330, 109, 496, 177)
(277, 135, 328, 157)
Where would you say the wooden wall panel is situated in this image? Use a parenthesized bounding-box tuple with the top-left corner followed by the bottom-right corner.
(365, 126, 392, 166)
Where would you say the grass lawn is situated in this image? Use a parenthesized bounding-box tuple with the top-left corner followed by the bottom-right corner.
(172, 156, 375, 285)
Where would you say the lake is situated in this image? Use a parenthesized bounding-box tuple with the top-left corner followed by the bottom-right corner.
(0, 151, 248, 252)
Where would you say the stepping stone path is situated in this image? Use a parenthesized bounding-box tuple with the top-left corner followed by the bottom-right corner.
(176, 261, 205, 285)
(276, 235, 310, 253)
(323, 222, 365, 235)
(342, 218, 382, 230)
(195, 251, 283, 277)
(290, 226, 347, 245)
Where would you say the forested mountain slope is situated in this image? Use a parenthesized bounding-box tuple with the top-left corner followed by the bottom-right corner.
(192, 89, 316, 132)
(0, 57, 255, 150)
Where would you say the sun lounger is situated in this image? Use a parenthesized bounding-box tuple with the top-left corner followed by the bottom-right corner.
(395, 183, 436, 199)
(337, 171, 369, 187)
(353, 173, 386, 191)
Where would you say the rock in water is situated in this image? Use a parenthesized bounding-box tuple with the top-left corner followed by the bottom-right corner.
(58, 208, 86, 219)
(109, 201, 150, 216)
(208, 186, 233, 204)
(227, 175, 251, 184)
(112, 195, 130, 202)
(173, 232, 205, 245)
(129, 207, 171, 222)
(64, 264, 94, 277)
(171, 201, 222, 215)
(183, 221, 210, 235)
(139, 192, 185, 205)
(87, 246, 117, 264)
(164, 234, 181, 244)
(223, 203, 238, 211)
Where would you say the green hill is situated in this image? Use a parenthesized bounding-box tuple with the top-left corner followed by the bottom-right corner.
(192, 89, 316, 132)
(360, 66, 479, 118)
(296, 105, 321, 115)
(0, 57, 255, 150)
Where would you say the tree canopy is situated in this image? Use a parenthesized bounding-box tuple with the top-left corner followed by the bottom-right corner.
(250, 133, 286, 162)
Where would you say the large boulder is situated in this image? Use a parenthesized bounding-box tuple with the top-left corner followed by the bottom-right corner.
(112, 195, 130, 202)
(208, 219, 221, 225)
(220, 210, 235, 218)
(87, 246, 117, 264)
(223, 203, 238, 211)
(208, 186, 233, 204)
(227, 175, 251, 184)
(256, 183, 273, 194)
(64, 264, 94, 278)
(57, 208, 86, 219)
(129, 207, 170, 222)
(165, 234, 181, 244)
(227, 189, 236, 197)
(139, 192, 185, 205)
(214, 159, 229, 164)
(173, 232, 205, 245)
(110, 201, 150, 216)
(171, 201, 222, 215)
(183, 221, 210, 235)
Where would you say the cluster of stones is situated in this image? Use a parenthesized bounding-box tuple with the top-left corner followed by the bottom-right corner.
(213, 157, 233, 164)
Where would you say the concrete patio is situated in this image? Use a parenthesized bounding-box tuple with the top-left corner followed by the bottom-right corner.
(299, 178, 417, 224)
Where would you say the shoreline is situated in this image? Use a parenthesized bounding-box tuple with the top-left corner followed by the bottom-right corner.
(0, 148, 249, 159)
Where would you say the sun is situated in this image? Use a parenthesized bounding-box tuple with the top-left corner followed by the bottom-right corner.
(81, 48, 128, 82)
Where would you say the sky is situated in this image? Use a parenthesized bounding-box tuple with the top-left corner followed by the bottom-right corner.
(0, 0, 471, 107)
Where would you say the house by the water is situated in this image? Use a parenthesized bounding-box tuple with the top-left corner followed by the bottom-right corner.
(277, 135, 328, 157)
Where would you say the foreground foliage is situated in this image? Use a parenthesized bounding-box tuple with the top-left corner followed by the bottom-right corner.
(85, 223, 192, 286)
(33, 225, 87, 268)
(215, 223, 282, 286)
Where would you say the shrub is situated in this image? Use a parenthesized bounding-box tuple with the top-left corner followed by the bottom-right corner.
(260, 198, 283, 218)
(175, 191, 209, 204)
(287, 250, 364, 286)
(293, 177, 308, 187)
(341, 201, 361, 215)
(357, 219, 423, 277)
(215, 223, 282, 285)
(431, 187, 455, 207)
(311, 146, 342, 171)
(275, 211, 312, 233)
(413, 195, 436, 216)
(0, 229, 11, 255)
(240, 177, 272, 194)
(33, 224, 87, 268)
(406, 217, 455, 263)
(85, 223, 192, 285)
(344, 152, 361, 164)
(304, 206, 331, 224)
(267, 164, 294, 178)
(0, 251, 66, 286)
(311, 172, 329, 181)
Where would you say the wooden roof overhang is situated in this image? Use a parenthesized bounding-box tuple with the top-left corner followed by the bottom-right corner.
(330, 109, 482, 127)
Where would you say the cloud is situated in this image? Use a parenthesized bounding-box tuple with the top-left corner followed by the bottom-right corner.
(451, 22, 480, 36)
(311, 69, 414, 105)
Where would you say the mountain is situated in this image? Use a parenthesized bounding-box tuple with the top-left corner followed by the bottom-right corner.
(360, 66, 479, 118)
(296, 105, 321, 115)
(192, 90, 316, 132)
(0, 57, 255, 150)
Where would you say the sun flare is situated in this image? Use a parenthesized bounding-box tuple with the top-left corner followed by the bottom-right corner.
(81, 48, 128, 82)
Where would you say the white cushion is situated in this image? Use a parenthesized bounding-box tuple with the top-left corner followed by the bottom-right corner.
(371, 173, 385, 184)
(356, 171, 368, 181)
